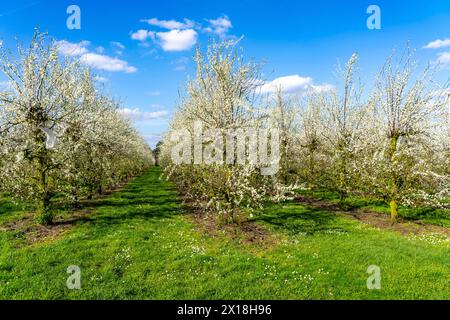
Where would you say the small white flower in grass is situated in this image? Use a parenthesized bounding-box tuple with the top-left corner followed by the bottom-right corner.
(191, 245, 206, 255)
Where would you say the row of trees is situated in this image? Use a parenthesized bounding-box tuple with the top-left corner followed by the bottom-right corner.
(160, 41, 449, 222)
(160, 42, 298, 223)
(293, 51, 449, 220)
(0, 32, 154, 224)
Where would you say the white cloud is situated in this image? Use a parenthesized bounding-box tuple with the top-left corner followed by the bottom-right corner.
(205, 16, 232, 37)
(150, 103, 165, 109)
(93, 76, 108, 83)
(258, 75, 312, 94)
(55, 40, 90, 56)
(132, 15, 233, 51)
(80, 53, 137, 73)
(436, 51, 450, 65)
(430, 88, 450, 101)
(258, 75, 334, 95)
(142, 18, 195, 30)
(142, 133, 163, 148)
(131, 28, 197, 51)
(0, 80, 13, 91)
(118, 108, 169, 121)
(310, 84, 336, 93)
(111, 41, 125, 50)
(174, 65, 186, 72)
(156, 29, 197, 52)
(423, 38, 450, 49)
(110, 42, 125, 55)
(172, 57, 189, 71)
(56, 40, 137, 73)
(150, 91, 161, 96)
(131, 29, 155, 42)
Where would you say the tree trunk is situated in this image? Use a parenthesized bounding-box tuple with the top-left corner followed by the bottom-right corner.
(390, 199, 398, 222)
(338, 152, 347, 202)
(388, 135, 399, 222)
(36, 169, 52, 225)
(37, 193, 52, 225)
(72, 192, 81, 209)
(308, 147, 315, 187)
(36, 133, 53, 225)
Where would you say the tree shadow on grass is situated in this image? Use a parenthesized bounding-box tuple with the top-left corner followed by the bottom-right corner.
(254, 202, 349, 236)
(297, 188, 386, 210)
(80, 196, 180, 209)
(85, 205, 180, 225)
(399, 207, 450, 226)
(0, 197, 30, 215)
(2, 168, 188, 244)
(53, 170, 186, 228)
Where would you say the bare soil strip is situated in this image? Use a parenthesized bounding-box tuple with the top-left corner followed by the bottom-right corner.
(0, 183, 128, 245)
(294, 196, 450, 238)
(189, 212, 281, 247)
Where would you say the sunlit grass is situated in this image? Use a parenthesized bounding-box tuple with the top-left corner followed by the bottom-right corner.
(297, 189, 450, 228)
(0, 168, 448, 299)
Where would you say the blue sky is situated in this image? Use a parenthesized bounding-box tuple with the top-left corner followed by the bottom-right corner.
(1, 0, 450, 147)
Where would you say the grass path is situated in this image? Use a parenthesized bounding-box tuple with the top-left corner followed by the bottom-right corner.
(0, 167, 449, 299)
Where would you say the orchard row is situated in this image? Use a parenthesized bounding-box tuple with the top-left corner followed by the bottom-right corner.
(0, 32, 154, 224)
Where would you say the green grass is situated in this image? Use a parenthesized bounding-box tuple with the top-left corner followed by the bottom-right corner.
(0, 167, 449, 299)
(297, 189, 450, 228)
(0, 196, 30, 225)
